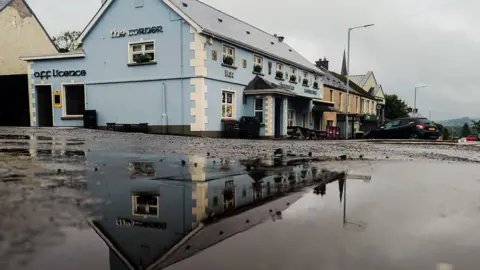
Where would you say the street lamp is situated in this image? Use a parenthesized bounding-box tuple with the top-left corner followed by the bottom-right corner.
(345, 24, 374, 140)
(414, 84, 427, 114)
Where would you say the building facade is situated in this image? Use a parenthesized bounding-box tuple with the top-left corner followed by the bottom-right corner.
(315, 58, 379, 137)
(348, 70, 386, 124)
(22, 0, 325, 137)
(0, 0, 57, 126)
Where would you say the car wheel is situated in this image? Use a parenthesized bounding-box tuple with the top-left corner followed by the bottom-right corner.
(409, 133, 419, 139)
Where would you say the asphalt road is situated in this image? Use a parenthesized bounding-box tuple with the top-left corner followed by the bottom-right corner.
(0, 127, 479, 270)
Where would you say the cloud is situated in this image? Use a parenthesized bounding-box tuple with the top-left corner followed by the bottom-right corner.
(26, 0, 479, 119)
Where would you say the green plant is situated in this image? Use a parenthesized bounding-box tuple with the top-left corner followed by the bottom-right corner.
(313, 81, 319, 89)
(303, 78, 309, 85)
(276, 71, 283, 79)
(253, 65, 262, 73)
(223, 56, 234, 66)
(289, 75, 296, 82)
(134, 54, 152, 63)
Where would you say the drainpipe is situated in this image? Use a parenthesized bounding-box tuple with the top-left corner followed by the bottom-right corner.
(161, 83, 168, 133)
(180, 20, 185, 134)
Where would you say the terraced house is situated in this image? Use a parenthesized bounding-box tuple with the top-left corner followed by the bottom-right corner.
(0, 0, 57, 126)
(315, 57, 380, 138)
(21, 0, 326, 137)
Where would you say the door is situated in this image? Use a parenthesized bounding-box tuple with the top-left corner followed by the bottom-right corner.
(36, 86, 53, 127)
(313, 111, 322, 130)
(274, 98, 282, 137)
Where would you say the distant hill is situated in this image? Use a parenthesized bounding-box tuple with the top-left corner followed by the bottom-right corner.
(436, 117, 478, 126)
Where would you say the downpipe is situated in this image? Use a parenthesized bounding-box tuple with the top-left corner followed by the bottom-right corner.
(161, 83, 168, 133)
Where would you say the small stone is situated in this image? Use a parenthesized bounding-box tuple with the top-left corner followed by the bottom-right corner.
(245, 219, 250, 224)
(359, 155, 364, 159)
(219, 230, 224, 235)
(275, 211, 282, 216)
(181, 160, 186, 166)
(194, 163, 198, 168)
(308, 152, 312, 157)
(207, 152, 210, 157)
(386, 156, 390, 159)
(339, 155, 347, 161)
(57, 169, 61, 174)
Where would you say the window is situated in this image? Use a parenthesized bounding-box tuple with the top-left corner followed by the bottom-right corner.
(329, 90, 334, 102)
(254, 98, 264, 123)
(63, 84, 85, 116)
(327, 120, 334, 127)
(134, 0, 144, 8)
(268, 62, 272, 75)
(288, 110, 295, 126)
(129, 41, 155, 64)
(276, 63, 283, 72)
(242, 59, 247, 68)
(291, 68, 296, 76)
(303, 71, 309, 81)
(314, 75, 319, 82)
(222, 44, 235, 63)
(254, 55, 263, 70)
(222, 91, 235, 118)
(339, 93, 343, 111)
(132, 193, 159, 217)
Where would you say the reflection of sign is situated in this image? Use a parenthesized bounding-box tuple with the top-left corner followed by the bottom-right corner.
(111, 26, 163, 38)
(34, 70, 86, 80)
(304, 89, 318, 95)
(116, 218, 167, 230)
(225, 70, 234, 78)
(279, 83, 294, 91)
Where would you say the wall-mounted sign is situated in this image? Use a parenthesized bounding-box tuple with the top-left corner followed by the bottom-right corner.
(225, 70, 234, 78)
(279, 83, 294, 91)
(304, 89, 318, 95)
(53, 91, 62, 108)
(111, 25, 163, 38)
(34, 69, 86, 80)
(116, 218, 167, 230)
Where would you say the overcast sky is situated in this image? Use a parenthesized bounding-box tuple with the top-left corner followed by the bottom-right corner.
(27, 0, 480, 120)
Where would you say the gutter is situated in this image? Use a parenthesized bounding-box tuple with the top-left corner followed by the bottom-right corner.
(20, 53, 86, 61)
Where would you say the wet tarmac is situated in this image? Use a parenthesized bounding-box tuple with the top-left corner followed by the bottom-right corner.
(1, 128, 480, 270)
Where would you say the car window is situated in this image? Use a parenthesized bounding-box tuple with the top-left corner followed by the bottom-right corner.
(416, 118, 430, 124)
(385, 120, 400, 129)
(398, 119, 411, 126)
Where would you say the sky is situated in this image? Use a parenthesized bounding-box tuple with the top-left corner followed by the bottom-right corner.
(26, 0, 480, 120)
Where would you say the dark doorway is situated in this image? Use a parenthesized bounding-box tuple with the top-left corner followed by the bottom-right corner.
(274, 98, 282, 137)
(0, 75, 30, 126)
(313, 111, 322, 130)
(36, 85, 53, 127)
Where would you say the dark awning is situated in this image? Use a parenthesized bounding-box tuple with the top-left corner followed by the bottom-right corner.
(244, 76, 296, 96)
(312, 99, 335, 112)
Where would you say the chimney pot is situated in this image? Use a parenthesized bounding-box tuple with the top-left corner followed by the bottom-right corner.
(278, 36, 285, 42)
(315, 57, 329, 70)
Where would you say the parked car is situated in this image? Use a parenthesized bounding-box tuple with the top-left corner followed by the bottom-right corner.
(465, 136, 478, 142)
(365, 117, 440, 139)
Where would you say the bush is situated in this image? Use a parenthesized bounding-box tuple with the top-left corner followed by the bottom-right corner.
(276, 71, 284, 79)
(253, 65, 262, 73)
(223, 56, 234, 66)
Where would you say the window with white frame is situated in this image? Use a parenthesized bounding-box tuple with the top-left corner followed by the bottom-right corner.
(303, 71, 309, 83)
(287, 110, 295, 126)
(63, 84, 85, 116)
(290, 68, 296, 81)
(222, 91, 235, 118)
(129, 41, 155, 64)
(132, 193, 159, 217)
(222, 45, 236, 64)
(276, 63, 284, 72)
(254, 98, 264, 123)
(253, 55, 263, 71)
(330, 90, 334, 102)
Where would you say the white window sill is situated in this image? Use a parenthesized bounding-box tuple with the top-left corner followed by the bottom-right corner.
(128, 61, 157, 67)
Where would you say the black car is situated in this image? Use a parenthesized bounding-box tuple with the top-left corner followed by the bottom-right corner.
(365, 117, 440, 139)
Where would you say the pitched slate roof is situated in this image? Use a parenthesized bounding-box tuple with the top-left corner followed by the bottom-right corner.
(168, 0, 324, 75)
(0, 0, 13, 12)
(331, 72, 378, 100)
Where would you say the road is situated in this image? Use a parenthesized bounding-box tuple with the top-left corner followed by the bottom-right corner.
(0, 127, 479, 270)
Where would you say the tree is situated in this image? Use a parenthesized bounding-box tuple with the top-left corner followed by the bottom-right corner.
(461, 123, 471, 137)
(384, 94, 409, 120)
(472, 120, 480, 135)
(52, 31, 81, 52)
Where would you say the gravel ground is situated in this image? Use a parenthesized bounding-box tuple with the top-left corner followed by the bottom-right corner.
(1, 127, 480, 269)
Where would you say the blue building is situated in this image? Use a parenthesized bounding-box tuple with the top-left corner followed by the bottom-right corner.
(21, 0, 327, 137)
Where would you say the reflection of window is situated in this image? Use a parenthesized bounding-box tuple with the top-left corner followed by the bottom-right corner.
(128, 162, 155, 179)
(222, 91, 235, 118)
(132, 193, 159, 217)
(63, 84, 85, 116)
(287, 110, 295, 126)
(254, 98, 263, 123)
(242, 187, 247, 198)
(266, 182, 271, 196)
(276, 63, 283, 72)
(129, 41, 155, 64)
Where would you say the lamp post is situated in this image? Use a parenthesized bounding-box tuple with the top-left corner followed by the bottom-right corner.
(414, 84, 427, 114)
(345, 24, 374, 139)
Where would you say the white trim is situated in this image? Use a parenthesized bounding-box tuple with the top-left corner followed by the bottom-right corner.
(128, 40, 156, 64)
(222, 43, 236, 63)
(221, 89, 236, 119)
(20, 53, 85, 61)
(61, 83, 86, 118)
(253, 54, 263, 70)
(77, 0, 114, 42)
(34, 84, 54, 126)
(254, 97, 264, 124)
(162, 0, 202, 32)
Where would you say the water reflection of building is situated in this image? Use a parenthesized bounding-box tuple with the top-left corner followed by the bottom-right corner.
(87, 153, 321, 270)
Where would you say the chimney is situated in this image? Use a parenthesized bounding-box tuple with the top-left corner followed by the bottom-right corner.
(315, 57, 329, 70)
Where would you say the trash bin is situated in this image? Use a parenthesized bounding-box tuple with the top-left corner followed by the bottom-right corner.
(222, 119, 240, 138)
(83, 110, 97, 129)
(239, 116, 261, 138)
